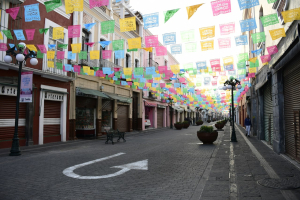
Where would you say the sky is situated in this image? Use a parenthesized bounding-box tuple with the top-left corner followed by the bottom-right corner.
(130, 0, 244, 68)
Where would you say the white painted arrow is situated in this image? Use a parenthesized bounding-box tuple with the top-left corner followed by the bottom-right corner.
(63, 152, 148, 179)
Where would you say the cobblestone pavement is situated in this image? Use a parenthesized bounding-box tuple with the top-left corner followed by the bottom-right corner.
(0, 124, 222, 200)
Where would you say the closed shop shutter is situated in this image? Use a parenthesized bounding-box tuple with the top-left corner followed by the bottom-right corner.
(0, 96, 26, 145)
(117, 105, 128, 132)
(284, 57, 300, 160)
(44, 100, 61, 143)
(263, 81, 274, 144)
(132, 97, 138, 130)
(157, 108, 164, 128)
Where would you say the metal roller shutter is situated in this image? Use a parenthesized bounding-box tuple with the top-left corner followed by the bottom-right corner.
(284, 58, 300, 160)
(157, 108, 164, 128)
(117, 105, 128, 132)
(44, 100, 61, 143)
(263, 81, 274, 144)
(0, 96, 26, 143)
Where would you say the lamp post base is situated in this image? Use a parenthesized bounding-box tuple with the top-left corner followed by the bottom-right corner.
(9, 138, 21, 156)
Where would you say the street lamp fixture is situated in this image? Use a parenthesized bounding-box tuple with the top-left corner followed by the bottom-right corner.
(223, 77, 241, 142)
(5, 43, 38, 156)
(168, 97, 174, 129)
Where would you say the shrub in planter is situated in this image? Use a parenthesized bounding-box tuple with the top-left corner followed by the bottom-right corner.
(174, 122, 183, 130)
(197, 126, 218, 144)
(207, 120, 211, 123)
(196, 120, 203, 126)
(215, 121, 225, 130)
(183, 121, 190, 128)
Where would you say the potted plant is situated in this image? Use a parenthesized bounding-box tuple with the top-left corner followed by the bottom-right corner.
(207, 119, 211, 123)
(196, 120, 203, 126)
(197, 126, 218, 144)
(174, 122, 183, 130)
(183, 121, 190, 128)
(215, 121, 225, 130)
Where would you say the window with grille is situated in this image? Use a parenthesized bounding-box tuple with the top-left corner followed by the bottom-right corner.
(48, 26, 65, 67)
(276, 0, 287, 23)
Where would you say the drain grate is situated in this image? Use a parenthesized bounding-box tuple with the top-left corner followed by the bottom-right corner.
(257, 178, 300, 190)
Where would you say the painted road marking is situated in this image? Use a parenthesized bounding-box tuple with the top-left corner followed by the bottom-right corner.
(63, 152, 148, 179)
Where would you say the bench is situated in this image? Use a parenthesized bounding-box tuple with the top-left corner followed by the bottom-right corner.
(105, 129, 126, 145)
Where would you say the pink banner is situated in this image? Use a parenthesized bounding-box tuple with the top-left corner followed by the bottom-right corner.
(218, 37, 231, 49)
(260, 55, 271, 63)
(210, 59, 220, 68)
(212, 66, 221, 72)
(6, 7, 20, 20)
(85, 42, 95, 47)
(211, 81, 217, 86)
(102, 50, 112, 59)
(68, 25, 81, 38)
(0, 43, 7, 51)
(25, 29, 35, 41)
(219, 22, 235, 35)
(108, 73, 114, 78)
(211, 0, 231, 16)
(73, 65, 81, 73)
(57, 51, 65, 59)
(127, 82, 132, 86)
(145, 35, 159, 47)
(267, 45, 278, 56)
(179, 78, 185, 83)
(248, 73, 255, 78)
(37, 45, 47, 53)
(219, 71, 226, 76)
(164, 70, 173, 79)
(156, 46, 167, 56)
(160, 83, 166, 88)
(89, 0, 109, 9)
(158, 66, 167, 74)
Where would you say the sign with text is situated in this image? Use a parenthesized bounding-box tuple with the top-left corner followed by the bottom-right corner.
(20, 72, 33, 103)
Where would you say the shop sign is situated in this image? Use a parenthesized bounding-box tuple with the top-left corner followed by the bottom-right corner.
(0, 85, 17, 96)
(44, 92, 64, 101)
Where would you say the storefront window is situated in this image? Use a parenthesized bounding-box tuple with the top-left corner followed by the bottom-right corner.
(76, 108, 95, 129)
(102, 110, 112, 131)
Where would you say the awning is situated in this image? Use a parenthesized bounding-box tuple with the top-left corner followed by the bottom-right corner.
(173, 106, 184, 113)
(145, 100, 157, 107)
(180, 105, 188, 111)
(76, 87, 108, 98)
(190, 107, 196, 112)
(105, 92, 132, 104)
(157, 104, 166, 108)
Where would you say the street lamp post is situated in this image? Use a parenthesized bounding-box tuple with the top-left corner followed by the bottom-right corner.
(168, 98, 174, 129)
(4, 43, 38, 156)
(223, 77, 241, 143)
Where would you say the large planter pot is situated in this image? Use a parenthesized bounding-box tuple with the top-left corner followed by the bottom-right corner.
(196, 121, 204, 126)
(174, 123, 183, 130)
(215, 123, 225, 130)
(197, 131, 218, 144)
(207, 120, 211, 123)
(183, 123, 189, 128)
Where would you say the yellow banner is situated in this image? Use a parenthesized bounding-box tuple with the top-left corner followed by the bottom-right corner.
(176, 88, 182, 95)
(171, 65, 180, 74)
(263, 62, 268, 66)
(90, 50, 100, 60)
(223, 56, 234, 65)
(219, 76, 227, 84)
(269, 28, 286, 40)
(188, 82, 194, 87)
(200, 40, 214, 51)
(89, 69, 94, 76)
(146, 83, 151, 87)
(249, 67, 257, 73)
(53, 27, 64, 40)
(0, 32, 3, 40)
(47, 51, 55, 59)
(65, 0, 83, 14)
(143, 47, 153, 52)
(120, 17, 136, 32)
(166, 84, 171, 88)
(128, 37, 141, 49)
(186, 4, 204, 20)
(26, 44, 37, 52)
(126, 78, 131, 81)
(249, 57, 257, 63)
(109, 80, 114, 84)
(83, 66, 90, 74)
(48, 61, 54, 68)
(123, 68, 132, 75)
(199, 26, 215, 40)
(71, 43, 81, 53)
(134, 82, 139, 86)
(282, 8, 300, 23)
(154, 75, 161, 81)
(150, 87, 156, 91)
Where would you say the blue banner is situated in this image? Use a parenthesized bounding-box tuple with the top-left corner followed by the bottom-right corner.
(251, 48, 262, 56)
(238, 75, 246, 79)
(163, 32, 176, 45)
(67, 51, 76, 60)
(146, 67, 156, 75)
(64, 64, 72, 71)
(240, 18, 257, 32)
(140, 78, 146, 83)
(237, 0, 260, 10)
(24, 3, 41, 22)
(99, 41, 111, 48)
(103, 67, 111, 74)
(196, 61, 207, 70)
(48, 44, 56, 49)
(228, 70, 236, 75)
(171, 44, 182, 54)
(13, 30, 25, 40)
(235, 35, 248, 46)
(84, 23, 96, 31)
(121, 81, 128, 86)
(143, 13, 159, 29)
(174, 83, 180, 88)
(114, 50, 124, 59)
(224, 64, 234, 70)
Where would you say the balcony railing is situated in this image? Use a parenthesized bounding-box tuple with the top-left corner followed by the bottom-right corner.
(146, 59, 159, 69)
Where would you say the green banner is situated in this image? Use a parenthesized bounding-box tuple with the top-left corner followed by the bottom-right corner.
(164, 8, 180, 23)
(238, 69, 246, 75)
(134, 67, 143, 75)
(79, 51, 87, 60)
(237, 61, 246, 69)
(238, 53, 249, 62)
(251, 32, 266, 44)
(37, 51, 44, 59)
(58, 44, 68, 49)
(260, 13, 279, 27)
(144, 74, 152, 79)
(139, 83, 145, 87)
(267, 0, 277, 3)
(56, 62, 63, 70)
(185, 42, 197, 53)
(44, 0, 62, 13)
(127, 49, 138, 52)
(115, 81, 120, 85)
(181, 30, 195, 43)
(250, 59, 259, 68)
(101, 20, 115, 35)
(39, 28, 49, 35)
(115, 71, 121, 78)
(112, 39, 124, 51)
(2, 30, 13, 39)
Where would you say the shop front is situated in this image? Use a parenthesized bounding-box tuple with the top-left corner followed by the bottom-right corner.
(144, 100, 156, 129)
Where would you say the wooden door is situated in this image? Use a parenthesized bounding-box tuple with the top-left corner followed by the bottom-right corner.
(157, 108, 164, 128)
(117, 105, 128, 132)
